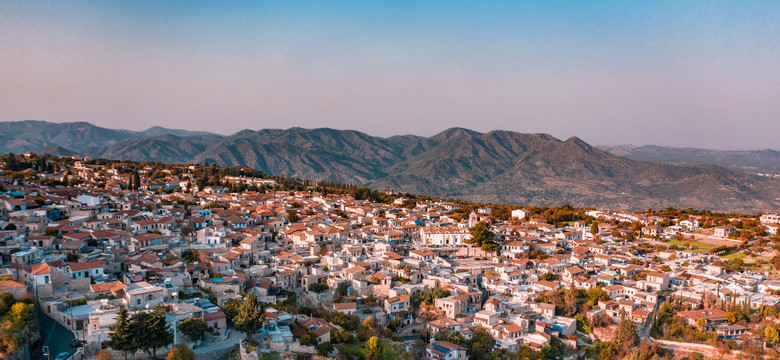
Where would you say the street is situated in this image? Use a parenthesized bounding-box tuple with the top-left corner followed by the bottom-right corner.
(32, 309, 75, 360)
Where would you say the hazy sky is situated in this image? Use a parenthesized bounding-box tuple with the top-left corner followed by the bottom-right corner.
(1, 1, 779, 149)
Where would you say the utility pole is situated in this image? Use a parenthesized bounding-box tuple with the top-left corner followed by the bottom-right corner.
(68, 294, 75, 336)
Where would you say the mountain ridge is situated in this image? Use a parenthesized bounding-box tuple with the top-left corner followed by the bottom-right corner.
(2, 121, 779, 212)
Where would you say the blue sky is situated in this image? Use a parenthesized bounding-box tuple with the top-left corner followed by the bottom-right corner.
(1, 1, 779, 149)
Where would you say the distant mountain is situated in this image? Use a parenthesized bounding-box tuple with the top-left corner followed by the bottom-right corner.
(0, 120, 218, 154)
(601, 145, 780, 173)
(84, 134, 223, 164)
(3, 120, 779, 212)
(38, 146, 78, 157)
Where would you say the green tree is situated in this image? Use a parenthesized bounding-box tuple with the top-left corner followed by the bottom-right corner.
(308, 282, 329, 293)
(481, 238, 498, 252)
(434, 330, 465, 345)
(234, 293, 263, 343)
(466, 221, 493, 247)
(3, 224, 16, 231)
(132, 172, 141, 191)
(316, 341, 334, 356)
(365, 336, 383, 360)
(181, 249, 199, 264)
(287, 209, 299, 223)
(106, 306, 136, 360)
(585, 287, 609, 307)
(591, 222, 599, 235)
(540, 336, 563, 359)
(467, 221, 499, 252)
(616, 311, 638, 353)
(178, 317, 209, 342)
(336, 282, 349, 298)
(765, 327, 779, 349)
(130, 304, 173, 359)
(411, 288, 451, 307)
(467, 328, 495, 360)
(301, 330, 319, 345)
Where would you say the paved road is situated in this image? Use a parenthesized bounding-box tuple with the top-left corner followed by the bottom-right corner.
(32, 309, 75, 360)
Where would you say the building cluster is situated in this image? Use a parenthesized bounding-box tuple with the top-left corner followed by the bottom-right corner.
(1, 157, 780, 359)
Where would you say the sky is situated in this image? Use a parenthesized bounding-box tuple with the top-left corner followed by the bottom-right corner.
(1, 1, 779, 149)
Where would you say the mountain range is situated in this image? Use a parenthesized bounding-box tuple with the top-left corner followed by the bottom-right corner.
(600, 145, 780, 174)
(2, 120, 779, 213)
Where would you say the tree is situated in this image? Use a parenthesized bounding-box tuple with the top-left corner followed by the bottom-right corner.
(132, 172, 141, 191)
(178, 317, 209, 342)
(765, 327, 779, 349)
(411, 288, 450, 307)
(301, 330, 319, 345)
(591, 222, 599, 235)
(365, 336, 383, 360)
(96, 350, 113, 360)
(181, 249, 199, 264)
(3, 224, 16, 231)
(166, 346, 182, 360)
(8, 303, 29, 324)
(481, 238, 498, 252)
(616, 311, 638, 353)
(336, 282, 349, 298)
(772, 256, 780, 271)
(130, 304, 173, 359)
(316, 341, 334, 356)
(585, 287, 609, 307)
(308, 282, 329, 293)
(106, 306, 135, 360)
(234, 293, 263, 343)
(540, 336, 563, 359)
(467, 328, 495, 360)
(467, 221, 498, 252)
(287, 209, 299, 223)
(540, 273, 559, 281)
(166, 343, 195, 360)
(434, 330, 465, 345)
(728, 258, 744, 272)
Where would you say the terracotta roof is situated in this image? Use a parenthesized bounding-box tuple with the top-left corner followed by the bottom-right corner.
(90, 281, 126, 293)
(333, 302, 357, 310)
(31, 263, 50, 275)
(68, 260, 104, 271)
(204, 311, 226, 321)
(0, 280, 25, 291)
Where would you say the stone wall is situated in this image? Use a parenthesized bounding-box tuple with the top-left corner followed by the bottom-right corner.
(238, 341, 258, 360)
(269, 341, 315, 354)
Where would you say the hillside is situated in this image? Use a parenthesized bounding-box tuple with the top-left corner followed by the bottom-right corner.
(2, 121, 780, 212)
(601, 145, 780, 174)
(0, 120, 217, 154)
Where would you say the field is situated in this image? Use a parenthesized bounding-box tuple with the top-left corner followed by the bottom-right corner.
(662, 239, 720, 253)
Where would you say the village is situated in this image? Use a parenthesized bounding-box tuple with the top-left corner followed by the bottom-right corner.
(2, 154, 780, 360)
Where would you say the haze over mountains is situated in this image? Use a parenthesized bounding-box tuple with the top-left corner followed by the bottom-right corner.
(2, 120, 780, 213)
(600, 145, 780, 174)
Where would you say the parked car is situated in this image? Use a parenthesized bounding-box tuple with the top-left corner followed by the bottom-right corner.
(69, 339, 84, 347)
(55, 352, 69, 360)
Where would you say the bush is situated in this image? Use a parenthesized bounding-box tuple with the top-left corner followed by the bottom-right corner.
(308, 282, 329, 293)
